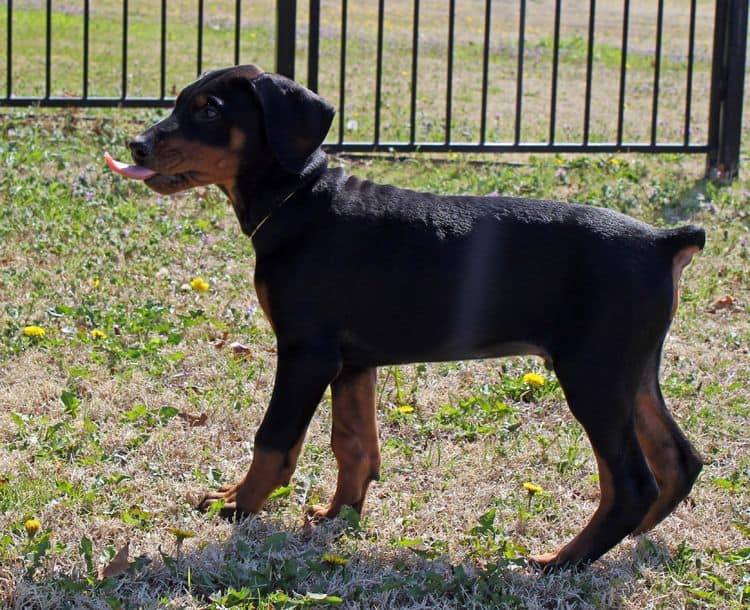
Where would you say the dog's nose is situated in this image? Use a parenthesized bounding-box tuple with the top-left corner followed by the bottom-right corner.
(129, 137, 151, 164)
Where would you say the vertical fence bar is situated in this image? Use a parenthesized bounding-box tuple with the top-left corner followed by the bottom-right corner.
(707, 0, 726, 174)
(307, 0, 320, 92)
(583, 0, 595, 145)
(83, 0, 90, 99)
(479, 0, 491, 145)
(707, 0, 726, 176)
(197, 0, 204, 76)
(121, 0, 128, 99)
(683, 0, 697, 146)
(160, 0, 166, 99)
(616, 0, 629, 146)
(276, 0, 296, 78)
(651, 0, 664, 146)
(707, 0, 749, 179)
(338, 0, 347, 144)
(514, 0, 526, 145)
(6, 0, 11, 99)
(374, 0, 385, 144)
(234, 0, 241, 65)
(409, 0, 419, 145)
(45, 0, 51, 98)
(549, 0, 561, 145)
(445, 0, 455, 145)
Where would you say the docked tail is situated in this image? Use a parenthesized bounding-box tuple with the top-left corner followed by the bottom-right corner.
(660, 224, 706, 256)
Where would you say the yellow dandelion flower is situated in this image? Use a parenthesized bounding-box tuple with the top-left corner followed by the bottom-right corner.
(522, 372, 545, 388)
(609, 158, 621, 166)
(397, 405, 415, 414)
(23, 325, 46, 338)
(89, 278, 101, 288)
(169, 527, 196, 542)
(90, 329, 107, 340)
(190, 277, 210, 292)
(523, 482, 542, 494)
(25, 518, 42, 536)
(321, 553, 349, 566)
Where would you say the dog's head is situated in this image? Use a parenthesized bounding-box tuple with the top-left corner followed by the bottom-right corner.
(124, 65, 335, 195)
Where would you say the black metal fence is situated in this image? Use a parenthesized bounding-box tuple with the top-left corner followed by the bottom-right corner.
(1, 1, 747, 176)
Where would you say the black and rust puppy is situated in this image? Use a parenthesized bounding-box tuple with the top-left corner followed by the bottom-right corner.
(108, 65, 705, 570)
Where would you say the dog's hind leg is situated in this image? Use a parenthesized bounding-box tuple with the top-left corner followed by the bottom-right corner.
(631, 246, 704, 533)
(529, 351, 659, 570)
(308, 365, 381, 520)
(631, 353, 703, 534)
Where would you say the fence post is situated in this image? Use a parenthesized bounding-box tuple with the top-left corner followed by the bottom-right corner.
(307, 0, 320, 92)
(707, 0, 748, 180)
(276, 0, 297, 79)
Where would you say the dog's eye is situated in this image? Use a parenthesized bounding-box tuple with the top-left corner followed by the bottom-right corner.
(197, 97, 222, 121)
(202, 106, 219, 120)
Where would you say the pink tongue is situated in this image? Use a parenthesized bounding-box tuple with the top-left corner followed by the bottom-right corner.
(104, 152, 157, 180)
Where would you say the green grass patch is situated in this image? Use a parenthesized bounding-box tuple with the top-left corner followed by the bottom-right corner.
(1, 70, 749, 610)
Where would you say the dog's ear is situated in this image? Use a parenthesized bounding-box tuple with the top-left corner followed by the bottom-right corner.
(250, 73, 335, 174)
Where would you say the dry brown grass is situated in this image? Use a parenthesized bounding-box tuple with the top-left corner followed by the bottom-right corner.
(1, 0, 750, 604)
(0, 107, 749, 608)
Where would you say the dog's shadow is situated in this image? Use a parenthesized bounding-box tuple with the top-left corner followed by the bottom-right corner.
(158, 511, 675, 609)
(657, 177, 717, 225)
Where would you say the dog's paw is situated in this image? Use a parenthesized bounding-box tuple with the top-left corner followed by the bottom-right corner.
(528, 549, 586, 573)
(197, 484, 250, 520)
(527, 551, 560, 572)
(304, 503, 336, 526)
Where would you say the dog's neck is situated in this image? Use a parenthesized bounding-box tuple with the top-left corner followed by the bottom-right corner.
(223, 148, 329, 255)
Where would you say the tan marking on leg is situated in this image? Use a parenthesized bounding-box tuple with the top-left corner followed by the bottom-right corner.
(308, 367, 380, 520)
(529, 449, 616, 570)
(632, 386, 702, 534)
(199, 436, 305, 515)
(671, 245, 700, 318)
(254, 279, 275, 331)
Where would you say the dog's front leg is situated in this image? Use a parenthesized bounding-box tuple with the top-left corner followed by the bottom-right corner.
(199, 346, 341, 518)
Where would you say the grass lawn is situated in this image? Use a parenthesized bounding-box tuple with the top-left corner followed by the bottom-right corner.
(0, 108, 748, 609)
(1, 1, 750, 609)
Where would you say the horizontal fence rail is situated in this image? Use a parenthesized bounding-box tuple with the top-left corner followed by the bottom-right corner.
(1, 0, 747, 175)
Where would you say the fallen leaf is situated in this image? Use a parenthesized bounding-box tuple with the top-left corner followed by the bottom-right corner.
(178, 411, 208, 427)
(97, 542, 130, 581)
(229, 342, 253, 358)
(709, 295, 742, 313)
(213, 331, 230, 349)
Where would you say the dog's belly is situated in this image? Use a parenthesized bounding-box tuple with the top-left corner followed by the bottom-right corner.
(338, 318, 553, 368)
